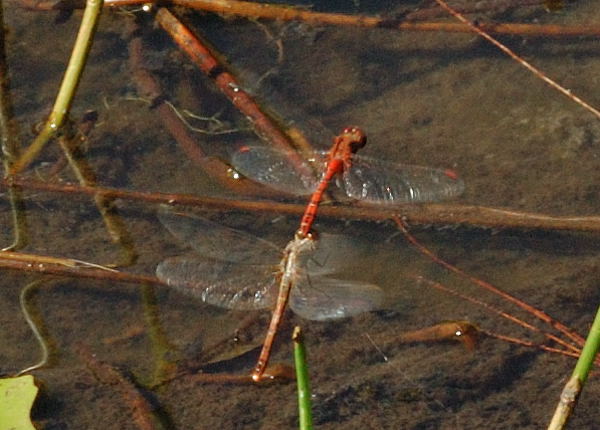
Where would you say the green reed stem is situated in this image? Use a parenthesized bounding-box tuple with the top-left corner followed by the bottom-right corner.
(547, 305, 600, 430)
(11, 0, 103, 174)
(293, 327, 313, 430)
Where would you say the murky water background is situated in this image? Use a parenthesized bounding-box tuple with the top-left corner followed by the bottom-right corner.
(1, 1, 600, 428)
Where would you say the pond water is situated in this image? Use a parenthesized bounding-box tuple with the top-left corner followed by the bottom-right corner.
(1, 1, 599, 428)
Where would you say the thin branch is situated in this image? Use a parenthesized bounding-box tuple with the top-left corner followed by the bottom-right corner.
(6, 177, 600, 232)
(102, 0, 600, 38)
(0, 250, 163, 285)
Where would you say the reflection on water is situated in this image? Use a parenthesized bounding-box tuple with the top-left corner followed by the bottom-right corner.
(1, 1, 600, 428)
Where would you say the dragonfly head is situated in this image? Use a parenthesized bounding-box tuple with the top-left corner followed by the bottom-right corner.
(295, 229, 318, 241)
(340, 126, 367, 154)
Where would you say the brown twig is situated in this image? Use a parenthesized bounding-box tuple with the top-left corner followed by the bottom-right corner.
(23, 0, 597, 38)
(480, 329, 582, 361)
(98, 0, 600, 38)
(6, 176, 600, 233)
(0, 250, 163, 285)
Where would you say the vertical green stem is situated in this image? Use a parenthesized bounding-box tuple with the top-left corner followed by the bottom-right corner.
(293, 327, 313, 430)
(11, 0, 104, 174)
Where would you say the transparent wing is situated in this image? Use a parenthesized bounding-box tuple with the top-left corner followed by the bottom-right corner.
(230, 146, 322, 195)
(341, 155, 465, 203)
(156, 255, 278, 310)
(158, 207, 281, 265)
(289, 275, 384, 321)
(300, 233, 365, 277)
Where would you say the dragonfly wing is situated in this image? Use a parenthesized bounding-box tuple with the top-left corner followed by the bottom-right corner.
(301, 233, 365, 277)
(341, 155, 465, 203)
(231, 146, 320, 195)
(158, 207, 281, 265)
(156, 255, 277, 310)
(290, 276, 384, 321)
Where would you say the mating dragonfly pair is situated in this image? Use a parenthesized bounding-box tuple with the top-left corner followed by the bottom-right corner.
(157, 127, 464, 380)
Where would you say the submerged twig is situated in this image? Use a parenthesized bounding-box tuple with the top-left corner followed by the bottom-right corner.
(0, 250, 162, 285)
(6, 177, 600, 233)
(104, 0, 600, 38)
(27, 0, 600, 38)
(11, 0, 104, 174)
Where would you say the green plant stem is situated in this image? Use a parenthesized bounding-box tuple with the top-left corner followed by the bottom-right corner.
(10, 0, 103, 174)
(293, 327, 313, 430)
(547, 305, 600, 430)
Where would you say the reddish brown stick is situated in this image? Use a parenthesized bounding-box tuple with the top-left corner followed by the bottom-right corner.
(0, 250, 164, 285)
(6, 177, 600, 232)
(26, 0, 600, 38)
(480, 330, 583, 360)
(105, 0, 600, 38)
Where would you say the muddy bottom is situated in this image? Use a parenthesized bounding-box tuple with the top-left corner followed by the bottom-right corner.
(1, 1, 600, 429)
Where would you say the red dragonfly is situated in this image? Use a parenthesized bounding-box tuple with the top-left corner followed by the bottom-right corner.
(155, 208, 384, 378)
(231, 126, 465, 235)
